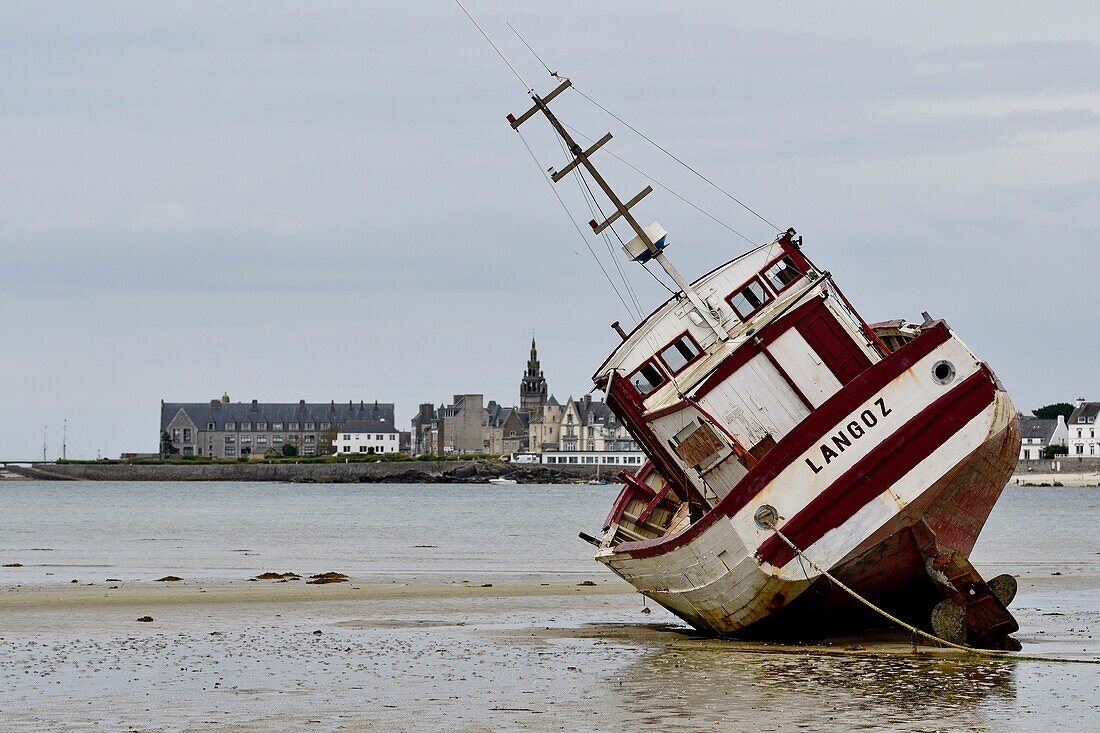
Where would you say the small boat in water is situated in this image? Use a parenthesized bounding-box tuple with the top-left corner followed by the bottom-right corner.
(488, 477, 518, 485)
(504, 74, 1021, 649)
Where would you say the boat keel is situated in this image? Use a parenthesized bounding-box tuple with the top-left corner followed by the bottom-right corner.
(914, 523, 1020, 651)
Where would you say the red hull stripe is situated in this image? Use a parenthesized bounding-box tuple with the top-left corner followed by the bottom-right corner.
(756, 366, 996, 566)
(612, 322, 952, 559)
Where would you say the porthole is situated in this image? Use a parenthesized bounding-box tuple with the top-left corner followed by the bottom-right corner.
(932, 360, 956, 385)
(754, 504, 779, 530)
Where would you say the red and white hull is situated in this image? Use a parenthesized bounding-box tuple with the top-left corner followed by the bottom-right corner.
(597, 324, 1019, 638)
(497, 75, 1020, 644)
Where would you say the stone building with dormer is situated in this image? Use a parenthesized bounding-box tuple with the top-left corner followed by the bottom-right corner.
(160, 394, 395, 458)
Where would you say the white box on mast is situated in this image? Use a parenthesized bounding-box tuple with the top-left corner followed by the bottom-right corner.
(622, 222, 668, 263)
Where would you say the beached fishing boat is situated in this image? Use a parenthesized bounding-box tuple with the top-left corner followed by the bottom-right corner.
(505, 77, 1022, 649)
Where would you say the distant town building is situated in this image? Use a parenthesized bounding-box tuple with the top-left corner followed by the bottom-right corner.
(1018, 414, 1068, 460)
(410, 403, 436, 456)
(426, 394, 486, 454)
(527, 395, 564, 453)
(483, 401, 528, 455)
(406, 337, 640, 461)
(332, 419, 401, 455)
(559, 394, 639, 453)
(519, 338, 548, 413)
(1067, 398, 1098, 457)
(161, 395, 395, 458)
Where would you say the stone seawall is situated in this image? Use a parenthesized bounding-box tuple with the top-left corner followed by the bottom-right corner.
(16, 455, 1096, 485)
(6, 460, 607, 484)
(1015, 456, 1100, 473)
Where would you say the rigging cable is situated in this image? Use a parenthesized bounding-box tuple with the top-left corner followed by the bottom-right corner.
(503, 19, 786, 322)
(762, 518, 1100, 665)
(514, 128, 639, 322)
(563, 122, 758, 247)
(507, 21, 554, 76)
(571, 85, 782, 234)
(505, 21, 760, 262)
(455, 2, 643, 322)
(642, 262, 677, 296)
(554, 135, 645, 320)
(504, 19, 737, 317)
(454, 0, 531, 91)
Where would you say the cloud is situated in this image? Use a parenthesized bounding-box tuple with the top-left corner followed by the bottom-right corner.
(131, 200, 198, 231)
(1, 2, 1099, 456)
(1024, 179, 1100, 211)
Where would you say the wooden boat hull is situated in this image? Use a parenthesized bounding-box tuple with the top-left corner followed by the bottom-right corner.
(596, 325, 1020, 639)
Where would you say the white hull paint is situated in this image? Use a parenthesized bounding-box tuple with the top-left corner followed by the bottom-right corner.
(596, 331, 1017, 635)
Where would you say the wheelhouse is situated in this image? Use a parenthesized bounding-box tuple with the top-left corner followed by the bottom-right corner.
(595, 229, 889, 543)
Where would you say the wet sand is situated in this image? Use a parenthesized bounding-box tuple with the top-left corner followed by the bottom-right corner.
(2, 569, 1098, 732)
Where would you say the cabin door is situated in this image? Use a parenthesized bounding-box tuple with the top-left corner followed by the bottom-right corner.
(794, 303, 872, 385)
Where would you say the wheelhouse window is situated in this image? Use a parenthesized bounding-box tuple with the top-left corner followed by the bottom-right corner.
(764, 255, 802, 292)
(659, 333, 703, 374)
(629, 360, 667, 396)
(726, 277, 772, 320)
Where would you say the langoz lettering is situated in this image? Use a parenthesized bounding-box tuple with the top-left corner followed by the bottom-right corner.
(805, 397, 892, 475)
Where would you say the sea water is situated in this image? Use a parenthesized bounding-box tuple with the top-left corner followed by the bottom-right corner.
(0, 482, 1097, 583)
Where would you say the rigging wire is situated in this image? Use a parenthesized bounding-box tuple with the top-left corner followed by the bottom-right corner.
(763, 519, 1100, 665)
(642, 262, 678, 296)
(456, 3, 646, 322)
(507, 21, 554, 76)
(514, 128, 639, 322)
(562, 122, 758, 247)
(553, 131, 644, 318)
(503, 22, 764, 246)
(550, 132, 643, 318)
(504, 19, 781, 310)
(571, 85, 782, 234)
(454, 0, 531, 91)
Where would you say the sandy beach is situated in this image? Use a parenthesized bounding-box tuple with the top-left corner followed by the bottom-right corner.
(2, 570, 1099, 732)
(1010, 471, 1100, 487)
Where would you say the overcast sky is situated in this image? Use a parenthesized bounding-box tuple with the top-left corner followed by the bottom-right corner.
(2, 2, 1099, 459)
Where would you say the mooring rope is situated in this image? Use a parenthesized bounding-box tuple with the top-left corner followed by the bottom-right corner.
(764, 521, 1100, 665)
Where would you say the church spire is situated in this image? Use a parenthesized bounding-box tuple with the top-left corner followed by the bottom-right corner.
(520, 336, 548, 413)
(527, 337, 541, 377)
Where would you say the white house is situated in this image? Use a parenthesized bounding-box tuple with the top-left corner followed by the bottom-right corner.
(1018, 414, 1068, 460)
(333, 419, 400, 455)
(1066, 398, 1099, 457)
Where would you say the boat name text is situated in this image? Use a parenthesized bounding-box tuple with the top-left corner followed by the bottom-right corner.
(805, 398, 892, 475)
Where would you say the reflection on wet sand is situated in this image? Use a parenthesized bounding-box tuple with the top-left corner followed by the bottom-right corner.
(531, 622, 1017, 731)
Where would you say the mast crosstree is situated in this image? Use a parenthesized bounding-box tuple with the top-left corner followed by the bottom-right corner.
(508, 81, 730, 341)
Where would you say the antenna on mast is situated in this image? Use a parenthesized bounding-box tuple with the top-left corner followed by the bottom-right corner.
(42, 425, 47, 464)
(62, 419, 67, 461)
(507, 82, 730, 341)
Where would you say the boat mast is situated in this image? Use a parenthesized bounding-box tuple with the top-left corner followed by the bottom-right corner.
(508, 81, 730, 341)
